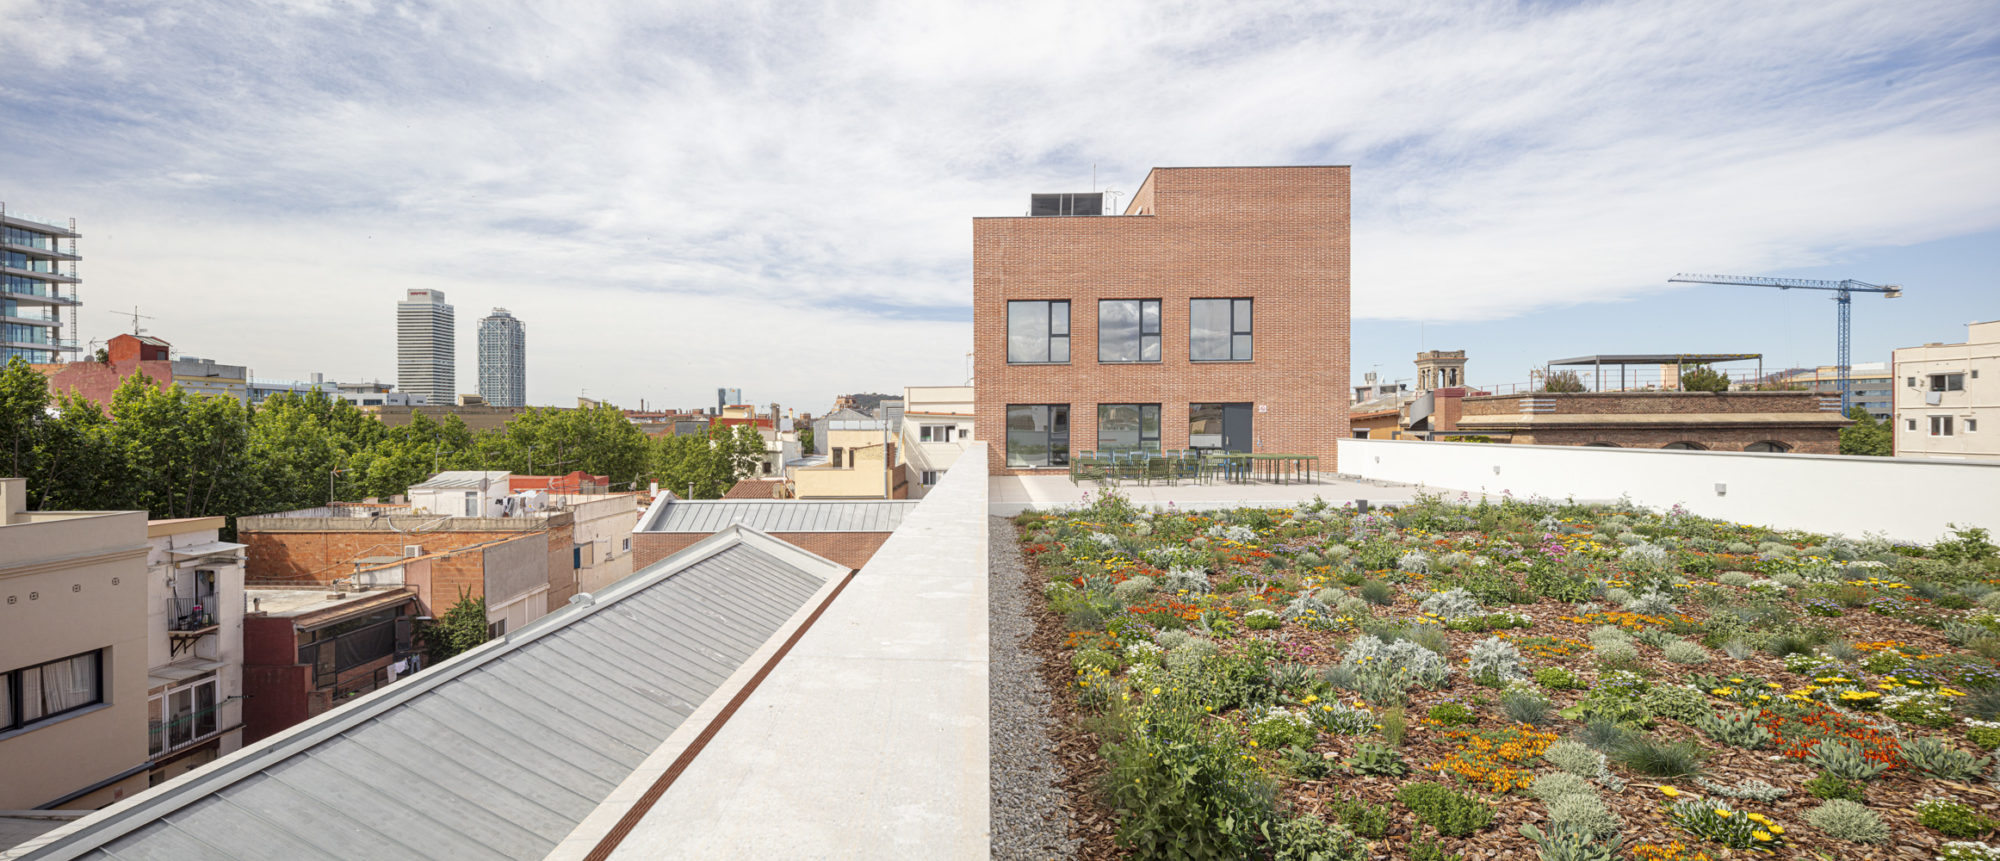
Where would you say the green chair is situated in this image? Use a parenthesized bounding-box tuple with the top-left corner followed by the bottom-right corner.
(1144, 453, 1173, 485)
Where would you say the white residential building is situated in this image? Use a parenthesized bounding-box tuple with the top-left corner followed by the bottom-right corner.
(396, 289, 455, 406)
(1894, 320, 2000, 462)
(900, 385, 975, 498)
(144, 517, 246, 786)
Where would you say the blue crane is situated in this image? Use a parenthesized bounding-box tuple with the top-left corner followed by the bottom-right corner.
(1667, 273, 1903, 414)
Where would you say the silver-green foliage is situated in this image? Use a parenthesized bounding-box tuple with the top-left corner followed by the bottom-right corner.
(1696, 708, 1773, 749)
(1467, 635, 1527, 682)
(1529, 772, 1594, 803)
(1112, 575, 1156, 604)
(1808, 739, 1891, 781)
(1695, 776, 1788, 802)
(1662, 640, 1710, 664)
(1804, 799, 1889, 843)
(1547, 793, 1622, 838)
(1161, 566, 1213, 595)
(1519, 823, 1624, 861)
(1418, 588, 1482, 621)
(1544, 740, 1601, 777)
(1280, 594, 1340, 630)
(1903, 737, 1993, 781)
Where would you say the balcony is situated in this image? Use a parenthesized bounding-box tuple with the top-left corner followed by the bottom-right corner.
(0, 263, 79, 284)
(1, 281, 79, 305)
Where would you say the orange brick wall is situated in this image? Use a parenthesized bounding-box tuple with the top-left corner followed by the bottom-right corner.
(244, 531, 510, 585)
(632, 532, 889, 573)
(972, 167, 1351, 475)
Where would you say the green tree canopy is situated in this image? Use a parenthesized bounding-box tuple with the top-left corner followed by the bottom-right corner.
(1679, 363, 1732, 393)
(1839, 406, 1891, 457)
(245, 392, 386, 512)
(481, 403, 650, 489)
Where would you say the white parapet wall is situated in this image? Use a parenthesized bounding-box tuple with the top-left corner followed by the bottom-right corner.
(1339, 438, 2000, 544)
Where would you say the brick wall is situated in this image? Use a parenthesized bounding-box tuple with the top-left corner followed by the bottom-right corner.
(243, 530, 509, 585)
(973, 166, 1351, 474)
(1511, 427, 1842, 454)
(632, 531, 889, 573)
(1461, 391, 1836, 416)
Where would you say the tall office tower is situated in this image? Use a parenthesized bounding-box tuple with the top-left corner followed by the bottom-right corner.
(397, 289, 455, 405)
(477, 307, 527, 408)
(0, 206, 82, 364)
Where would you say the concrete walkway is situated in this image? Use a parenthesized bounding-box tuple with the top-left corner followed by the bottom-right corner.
(566, 446, 993, 860)
(989, 472, 1439, 516)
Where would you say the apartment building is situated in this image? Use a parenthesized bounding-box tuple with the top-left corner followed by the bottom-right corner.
(792, 414, 906, 499)
(143, 518, 246, 786)
(0, 207, 81, 365)
(972, 167, 1351, 474)
(1894, 320, 2000, 462)
(1771, 362, 1894, 421)
(0, 479, 150, 810)
(901, 385, 975, 498)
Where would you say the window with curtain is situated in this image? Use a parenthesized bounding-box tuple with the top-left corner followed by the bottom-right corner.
(1007, 300, 1070, 364)
(1097, 299, 1161, 363)
(4, 650, 103, 730)
(1190, 298, 1253, 361)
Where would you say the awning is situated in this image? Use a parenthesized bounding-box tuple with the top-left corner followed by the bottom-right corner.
(168, 541, 247, 558)
(147, 659, 226, 688)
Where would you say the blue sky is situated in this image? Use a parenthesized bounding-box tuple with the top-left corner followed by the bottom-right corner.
(1, 0, 1995, 409)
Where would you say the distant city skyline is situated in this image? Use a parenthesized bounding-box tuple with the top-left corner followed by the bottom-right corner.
(2, 2, 1994, 409)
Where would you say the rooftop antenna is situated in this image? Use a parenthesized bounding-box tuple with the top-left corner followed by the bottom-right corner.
(111, 306, 155, 336)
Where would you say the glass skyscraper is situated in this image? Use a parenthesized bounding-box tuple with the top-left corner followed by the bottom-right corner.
(477, 307, 526, 407)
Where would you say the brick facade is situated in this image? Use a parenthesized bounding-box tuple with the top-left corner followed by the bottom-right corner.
(1454, 391, 1849, 453)
(632, 531, 889, 572)
(972, 167, 1351, 474)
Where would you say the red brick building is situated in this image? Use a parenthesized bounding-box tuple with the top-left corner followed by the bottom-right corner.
(972, 167, 1351, 474)
(34, 333, 173, 408)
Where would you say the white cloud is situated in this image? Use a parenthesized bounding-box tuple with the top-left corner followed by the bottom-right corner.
(2, 0, 1994, 407)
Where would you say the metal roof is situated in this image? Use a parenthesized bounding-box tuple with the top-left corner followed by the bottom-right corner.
(17, 527, 843, 861)
(1547, 354, 1761, 366)
(408, 470, 512, 490)
(639, 499, 919, 534)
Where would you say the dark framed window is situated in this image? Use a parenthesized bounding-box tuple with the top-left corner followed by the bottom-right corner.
(1098, 404, 1161, 453)
(1190, 298, 1252, 361)
(1932, 415, 1955, 436)
(1931, 373, 1965, 392)
(1007, 300, 1070, 364)
(1005, 404, 1070, 467)
(3, 650, 104, 732)
(1098, 300, 1161, 363)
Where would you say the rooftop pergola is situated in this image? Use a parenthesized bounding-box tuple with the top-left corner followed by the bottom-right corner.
(1546, 353, 1763, 392)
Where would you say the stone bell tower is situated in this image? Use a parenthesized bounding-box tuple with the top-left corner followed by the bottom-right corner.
(1415, 350, 1467, 392)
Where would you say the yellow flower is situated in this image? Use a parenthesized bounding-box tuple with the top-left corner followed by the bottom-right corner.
(1752, 830, 1772, 842)
(1248, 740, 1258, 747)
(1746, 813, 1769, 824)
(1152, 687, 1163, 696)
(1715, 809, 1732, 817)
(1769, 825, 1784, 835)
(1658, 786, 1680, 797)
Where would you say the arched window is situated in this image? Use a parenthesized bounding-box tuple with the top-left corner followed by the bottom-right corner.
(1662, 441, 1706, 450)
(1745, 441, 1791, 453)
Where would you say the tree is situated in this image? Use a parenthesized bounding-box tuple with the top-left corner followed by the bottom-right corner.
(348, 412, 480, 500)
(480, 403, 649, 489)
(1839, 406, 1891, 457)
(0, 357, 49, 480)
(245, 391, 384, 512)
(104, 374, 251, 519)
(1542, 371, 1586, 393)
(797, 426, 814, 455)
(1679, 363, 1732, 393)
(649, 422, 763, 499)
(422, 591, 488, 663)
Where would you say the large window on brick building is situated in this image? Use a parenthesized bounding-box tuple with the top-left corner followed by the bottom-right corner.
(1098, 300, 1161, 363)
(1097, 404, 1161, 453)
(1190, 299, 1252, 361)
(1005, 404, 1069, 467)
(1007, 301, 1069, 364)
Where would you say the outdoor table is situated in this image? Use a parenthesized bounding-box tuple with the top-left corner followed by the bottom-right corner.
(1242, 453, 1319, 485)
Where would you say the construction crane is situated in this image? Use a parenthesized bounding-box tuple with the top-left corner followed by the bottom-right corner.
(1667, 273, 1902, 414)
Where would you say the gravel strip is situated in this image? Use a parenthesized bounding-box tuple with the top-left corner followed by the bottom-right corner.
(990, 515, 1081, 861)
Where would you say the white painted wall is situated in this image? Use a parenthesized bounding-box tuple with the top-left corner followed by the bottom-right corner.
(1339, 438, 2000, 543)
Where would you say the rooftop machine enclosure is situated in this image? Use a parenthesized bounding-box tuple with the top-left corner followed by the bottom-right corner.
(1029, 192, 1103, 216)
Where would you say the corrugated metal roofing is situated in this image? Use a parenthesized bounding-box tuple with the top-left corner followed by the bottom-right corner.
(408, 470, 512, 490)
(20, 532, 834, 861)
(639, 499, 919, 534)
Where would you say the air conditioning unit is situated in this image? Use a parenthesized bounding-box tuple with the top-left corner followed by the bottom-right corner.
(403, 545, 422, 557)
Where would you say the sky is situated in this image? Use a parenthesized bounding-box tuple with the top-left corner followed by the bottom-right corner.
(2, 0, 1996, 410)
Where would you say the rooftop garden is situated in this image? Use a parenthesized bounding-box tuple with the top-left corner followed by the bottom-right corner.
(1015, 490, 2000, 860)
